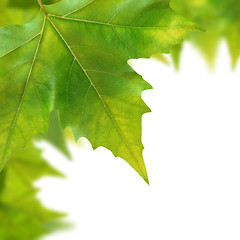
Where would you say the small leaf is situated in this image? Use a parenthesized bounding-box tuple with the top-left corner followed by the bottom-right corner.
(0, 108, 69, 239)
(8, 0, 60, 8)
(171, 43, 183, 70)
(0, 0, 38, 27)
(170, 0, 240, 68)
(0, 142, 66, 240)
(45, 110, 71, 158)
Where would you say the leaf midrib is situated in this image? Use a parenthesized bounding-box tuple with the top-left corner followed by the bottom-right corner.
(47, 17, 146, 177)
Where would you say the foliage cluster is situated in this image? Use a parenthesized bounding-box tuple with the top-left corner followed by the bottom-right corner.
(0, 0, 239, 239)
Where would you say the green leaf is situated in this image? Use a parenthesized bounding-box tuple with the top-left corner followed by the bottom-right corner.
(0, 109, 69, 239)
(0, 141, 66, 240)
(44, 110, 71, 158)
(171, 43, 183, 70)
(0, 0, 200, 182)
(0, 0, 60, 27)
(8, 0, 60, 8)
(170, 0, 240, 68)
(0, 0, 38, 27)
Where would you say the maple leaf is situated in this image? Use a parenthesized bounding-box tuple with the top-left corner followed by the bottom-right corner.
(0, 0, 200, 182)
(170, 0, 240, 68)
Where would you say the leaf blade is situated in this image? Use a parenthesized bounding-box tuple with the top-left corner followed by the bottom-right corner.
(0, 0, 200, 181)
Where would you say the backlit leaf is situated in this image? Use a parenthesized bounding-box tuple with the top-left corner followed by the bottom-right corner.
(0, 0, 200, 182)
(170, 0, 240, 68)
(0, 109, 69, 240)
(0, 142, 66, 240)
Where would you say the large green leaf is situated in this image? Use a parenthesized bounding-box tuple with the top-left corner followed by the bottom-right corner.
(170, 0, 240, 68)
(0, 0, 200, 182)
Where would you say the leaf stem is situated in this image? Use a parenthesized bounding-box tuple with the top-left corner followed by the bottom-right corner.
(37, 0, 48, 17)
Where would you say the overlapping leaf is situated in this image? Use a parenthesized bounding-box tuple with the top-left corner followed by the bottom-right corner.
(0, 0, 200, 182)
(0, 110, 69, 240)
(0, 0, 38, 27)
(0, 142, 66, 240)
(170, 0, 240, 68)
(0, 2, 70, 237)
(0, 0, 60, 27)
(9, 0, 60, 8)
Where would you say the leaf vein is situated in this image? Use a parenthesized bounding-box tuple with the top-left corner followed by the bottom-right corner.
(0, 32, 41, 59)
(48, 14, 196, 30)
(1, 17, 46, 163)
(48, 17, 144, 175)
(63, 0, 96, 17)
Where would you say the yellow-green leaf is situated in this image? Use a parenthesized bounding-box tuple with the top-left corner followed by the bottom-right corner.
(0, 0, 200, 182)
(170, 0, 240, 68)
(0, 142, 66, 240)
(0, 109, 69, 240)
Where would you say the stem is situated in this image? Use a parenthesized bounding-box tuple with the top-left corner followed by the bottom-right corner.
(37, 0, 48, 17)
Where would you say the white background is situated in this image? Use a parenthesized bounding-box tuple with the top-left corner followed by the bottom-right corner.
(37, 41, 240, 240)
